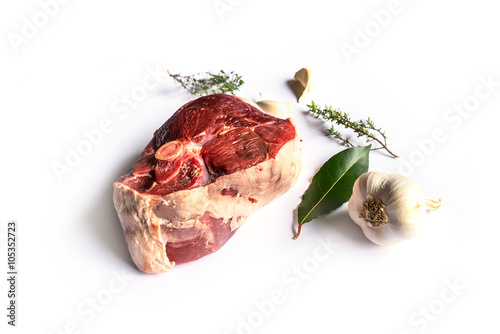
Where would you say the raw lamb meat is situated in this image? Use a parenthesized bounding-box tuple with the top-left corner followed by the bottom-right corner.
(113, 94, 301, 273)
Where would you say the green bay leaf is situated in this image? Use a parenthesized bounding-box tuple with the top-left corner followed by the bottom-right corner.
(295, 145, 370, 239)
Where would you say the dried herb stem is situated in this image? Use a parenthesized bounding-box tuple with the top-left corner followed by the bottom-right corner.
(307, 101, 398, 158)
(168, 70, 244, 96)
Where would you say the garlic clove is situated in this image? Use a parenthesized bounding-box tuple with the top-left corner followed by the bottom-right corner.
(238, 96, 291, 118)
(293, 68, 312, 103)
(237, 96, 261, 110)
(256, 100, 290, 118)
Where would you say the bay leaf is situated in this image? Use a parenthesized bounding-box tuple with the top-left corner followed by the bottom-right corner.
(294, 145, 370, 239)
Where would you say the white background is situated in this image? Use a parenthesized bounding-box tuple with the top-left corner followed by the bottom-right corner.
(1, 0, 499, 333)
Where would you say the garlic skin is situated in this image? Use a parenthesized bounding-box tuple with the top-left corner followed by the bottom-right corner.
(348, 172, 441, 246)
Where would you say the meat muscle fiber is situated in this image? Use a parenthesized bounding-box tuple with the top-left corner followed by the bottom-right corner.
(113, 94, 302, 273)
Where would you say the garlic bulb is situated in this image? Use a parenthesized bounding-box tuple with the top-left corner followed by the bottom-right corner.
(348, 172, 441, 246)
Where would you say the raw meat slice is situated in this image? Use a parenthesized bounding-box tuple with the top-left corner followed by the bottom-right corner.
(113, 94, 301, 273)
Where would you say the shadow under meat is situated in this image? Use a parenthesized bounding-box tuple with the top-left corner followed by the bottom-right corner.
(87, 153, 140, 271)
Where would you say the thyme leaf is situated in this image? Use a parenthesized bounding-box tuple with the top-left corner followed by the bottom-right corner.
(307, 101, 398, 158)
(168, 70, 244, 96)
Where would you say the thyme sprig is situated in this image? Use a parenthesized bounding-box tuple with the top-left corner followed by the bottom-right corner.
(307, 101, 398, 158)
(168, 70, 244, 96)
